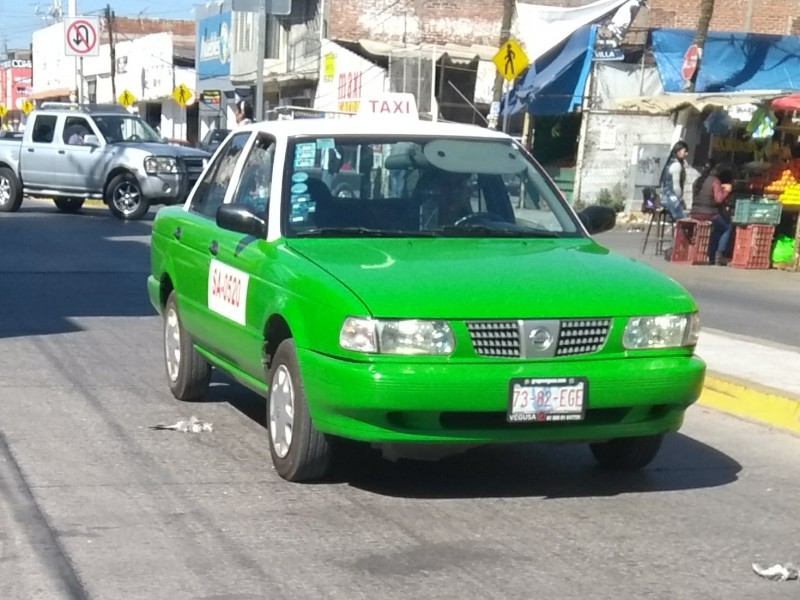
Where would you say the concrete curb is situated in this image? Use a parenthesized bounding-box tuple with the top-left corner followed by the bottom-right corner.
(699, 374, 800, 435)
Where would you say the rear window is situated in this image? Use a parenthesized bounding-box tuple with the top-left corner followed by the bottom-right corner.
(282, 136, 581, 239)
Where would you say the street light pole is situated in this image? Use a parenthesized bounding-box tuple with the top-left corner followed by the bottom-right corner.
(255, 0, 266, 121)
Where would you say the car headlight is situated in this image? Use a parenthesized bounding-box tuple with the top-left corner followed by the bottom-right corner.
(144, 156, 179, 174)
(622, 313, 700, 350)
(339, 317, 455, 355)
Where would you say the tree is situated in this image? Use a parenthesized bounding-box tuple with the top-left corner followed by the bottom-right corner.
(684, 0, 715, 92)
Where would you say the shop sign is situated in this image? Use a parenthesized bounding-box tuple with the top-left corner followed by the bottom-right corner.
(201, 90, 222, 106)
(323, 53, 335, 83)
(197, 12, 232, 79)
(313, 40, 386, 114)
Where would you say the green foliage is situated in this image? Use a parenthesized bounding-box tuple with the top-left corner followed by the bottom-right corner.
(596, 182, 626, 213)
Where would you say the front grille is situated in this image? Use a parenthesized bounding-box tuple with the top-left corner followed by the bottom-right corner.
(466, 318, 611, 358)
(466, 321, 521, 357)
(182, 158, 206, 181)
(555, 319, 611, 356)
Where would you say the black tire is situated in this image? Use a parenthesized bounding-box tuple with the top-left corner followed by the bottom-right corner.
(106, 172, 149, 220)
(164, 292, 211, 401)
(0, 166, 23, 213)
(590, 434, 664, 471)
(331, 183, 356, 198)
(54, 198, 85, 213)
(267, 339, 332, 482)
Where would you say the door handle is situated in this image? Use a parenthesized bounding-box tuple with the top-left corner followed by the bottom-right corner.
(208, 241, 219, 255)
(58, 150, 66, 154)
(27, 148, 34, 153)
(173, 227, 182, 240)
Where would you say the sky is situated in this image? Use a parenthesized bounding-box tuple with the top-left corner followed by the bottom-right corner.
(2, 0, 199, 49)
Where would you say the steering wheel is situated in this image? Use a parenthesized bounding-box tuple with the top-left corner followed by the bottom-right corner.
(453, 212, 509, 227)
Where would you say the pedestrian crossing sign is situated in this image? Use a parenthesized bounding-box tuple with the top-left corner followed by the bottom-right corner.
(20, 99, 34, 115)
(492, 38, 529, 82)
(0, 104, 7, 118)
(172, 84, 193, 108)
(118, 89, 136, 108)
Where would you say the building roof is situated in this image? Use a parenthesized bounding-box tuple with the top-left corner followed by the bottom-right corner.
(103, 17, 195, 39)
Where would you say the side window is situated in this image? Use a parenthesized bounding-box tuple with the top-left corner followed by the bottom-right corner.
(189, 132, 250, 219)
(31, 115, 57, 144)
(230, 134, 275, 217)
(63, 117, 92, 145)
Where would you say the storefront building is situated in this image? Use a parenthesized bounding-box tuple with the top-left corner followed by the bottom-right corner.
(195, 2, 236, 141)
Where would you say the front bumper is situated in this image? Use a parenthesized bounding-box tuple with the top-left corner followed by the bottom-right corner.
(297, 348, 706, 444)
(138, 173, 189, 204)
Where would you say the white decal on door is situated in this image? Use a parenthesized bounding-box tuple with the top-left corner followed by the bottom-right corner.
(208, 259, 249, 325)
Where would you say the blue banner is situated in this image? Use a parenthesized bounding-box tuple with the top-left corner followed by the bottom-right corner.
(197, 12, 232, 80)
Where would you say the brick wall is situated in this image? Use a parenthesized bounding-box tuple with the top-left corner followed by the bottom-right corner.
(641, 0, 800, 34)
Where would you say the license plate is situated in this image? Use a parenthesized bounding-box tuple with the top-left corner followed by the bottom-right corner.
(507, 377, 587, 423)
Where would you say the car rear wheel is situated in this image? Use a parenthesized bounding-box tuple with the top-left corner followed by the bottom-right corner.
(54, 198, 85, 213)
(589, 434, 664, 471)
(106, 173, 149, 220)
(164, 292, 211, 401)
(0, 167, 23, 212)
(267, 339, 332, 482)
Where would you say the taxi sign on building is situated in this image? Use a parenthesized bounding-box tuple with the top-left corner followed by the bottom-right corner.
(172, 84, 194, 108)
(0, 104, 7, 119)
(20, 99, 34, 115)
(118, 89, 136, 108)
(356, 92, 418, 119)
(492, 38, 529, 81)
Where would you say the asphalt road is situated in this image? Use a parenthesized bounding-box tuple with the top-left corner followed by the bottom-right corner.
(1, 200, 799, 599)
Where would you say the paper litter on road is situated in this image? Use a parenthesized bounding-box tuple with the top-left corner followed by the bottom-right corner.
(150, 416, 213, 433)
(752, 562, 800, 581)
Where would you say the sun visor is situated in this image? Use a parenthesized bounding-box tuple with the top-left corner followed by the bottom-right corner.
(422, 140, 526, 175)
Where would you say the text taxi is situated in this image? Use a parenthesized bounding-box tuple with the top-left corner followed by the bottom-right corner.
(147, 108, 705, 482)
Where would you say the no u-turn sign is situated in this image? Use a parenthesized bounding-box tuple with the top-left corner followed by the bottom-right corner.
(65, 16, 101, 57)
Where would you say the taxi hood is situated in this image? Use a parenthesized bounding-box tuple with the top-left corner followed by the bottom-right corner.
(287, 238, 696, 319)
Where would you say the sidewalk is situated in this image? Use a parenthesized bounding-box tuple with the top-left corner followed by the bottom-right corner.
(695, 328, 800, 435)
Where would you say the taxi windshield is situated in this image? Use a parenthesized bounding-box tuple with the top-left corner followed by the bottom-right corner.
(283, 136, 583, 239)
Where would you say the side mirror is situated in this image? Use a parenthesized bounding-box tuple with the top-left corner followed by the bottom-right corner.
(577, 204, 616, 235)
(83, 134, 100, 147)
(216, 203, 266, 238)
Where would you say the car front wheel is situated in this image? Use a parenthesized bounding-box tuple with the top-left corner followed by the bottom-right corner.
(164, 292, 211, 401)
(267, 339, 332, 482)
(106, 173, 149, 220)
(589, 434, 664, 471)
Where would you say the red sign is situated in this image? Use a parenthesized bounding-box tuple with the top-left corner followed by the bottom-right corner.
(0, 66, 31, 110)
(682, 44, 701, 81)
(66, 18, 99, 56)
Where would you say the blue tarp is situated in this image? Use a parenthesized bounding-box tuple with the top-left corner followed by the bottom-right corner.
(653, 29, 800, 93)
(502, 25, 597, 117)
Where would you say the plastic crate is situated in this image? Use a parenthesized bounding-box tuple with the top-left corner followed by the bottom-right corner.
(670, 219, 712, 265)
(732, 199, 782, 225)
(730, 224, 775, 269)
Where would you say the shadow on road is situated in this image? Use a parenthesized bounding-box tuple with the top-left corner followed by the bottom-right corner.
(204, 377, 741, 499)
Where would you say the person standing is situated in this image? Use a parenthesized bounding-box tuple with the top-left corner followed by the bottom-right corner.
(690, 160, 734, 265)
(235, 100, 254, 127)
(660, 141, 688, 221)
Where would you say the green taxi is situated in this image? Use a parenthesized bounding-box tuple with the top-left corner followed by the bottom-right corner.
(147, 116, 705, 482)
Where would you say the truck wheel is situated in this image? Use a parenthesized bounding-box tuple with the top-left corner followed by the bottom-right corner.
(164, 292, 211, 401)
(106, 173, 149, 220)
(0, 167, 23, 212)
(54, 198, 85, 213)
(589, 434, 664, 471)
(267, 339, 332, 482)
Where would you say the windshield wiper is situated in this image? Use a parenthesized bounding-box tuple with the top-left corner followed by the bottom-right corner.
(437, 225, 561, 238)
(295, 227, 436, 238)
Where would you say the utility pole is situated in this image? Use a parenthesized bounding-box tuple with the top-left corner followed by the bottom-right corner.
(105, 4, 116, 101)
(489, 0, 515, 129)
(685, 0, 715, 92)
(255, 5, 266, 121)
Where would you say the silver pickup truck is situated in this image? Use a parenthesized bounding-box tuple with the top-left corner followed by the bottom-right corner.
(0, 103, 210, 220)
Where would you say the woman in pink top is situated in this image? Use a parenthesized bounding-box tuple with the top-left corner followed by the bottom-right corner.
(690, 160, 733, 265)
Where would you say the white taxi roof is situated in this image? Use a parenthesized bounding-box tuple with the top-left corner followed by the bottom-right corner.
(238, 118, 511, 141)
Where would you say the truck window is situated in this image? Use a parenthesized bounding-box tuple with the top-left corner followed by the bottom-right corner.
(63, 117, 92, 145)
(31, 115, 57, 144)
(189, 131, 250, 219)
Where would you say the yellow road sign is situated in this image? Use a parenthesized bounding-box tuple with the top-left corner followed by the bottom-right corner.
(20, 99, 34, 115)
(0, 104, 7, 118)
(118, 89, 136, 108)
(492, 38, 529, 81)
(172, 83, 193, 108)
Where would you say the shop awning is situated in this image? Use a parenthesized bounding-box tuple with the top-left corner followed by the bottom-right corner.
(615, 90, 795, 115)
(771, 94, 800, 111)
(502, 24, 597, 116)
(652, 29, 800, 93)
(30, 87, 72, 101)
(356, 39, 497, 64)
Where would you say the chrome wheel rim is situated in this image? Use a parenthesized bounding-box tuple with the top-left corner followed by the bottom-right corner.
(113, 182, 141, 216)
(269, 365, 295, 459)
(165, 306, 181, 382)
(0, 176, 10, 206)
